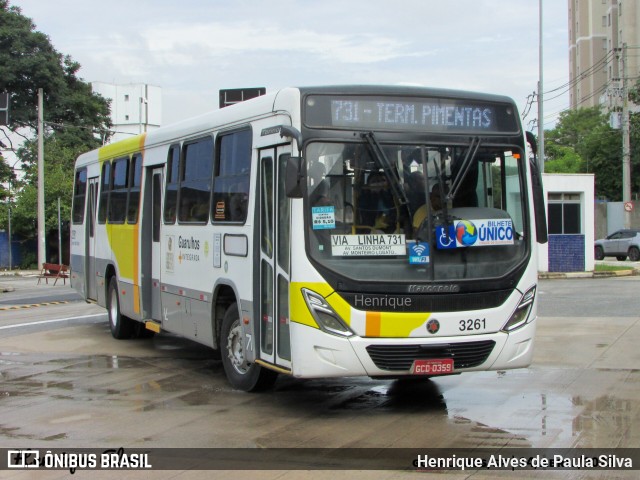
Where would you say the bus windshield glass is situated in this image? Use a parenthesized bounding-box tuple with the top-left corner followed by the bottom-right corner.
(305, 141, 528, 282)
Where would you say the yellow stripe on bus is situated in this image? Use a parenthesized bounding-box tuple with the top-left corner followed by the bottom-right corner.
(98, 134, 146, 315)
(98, 134, 146, 160)
(368, 311, 430, 338)
(290, 282, 325, 329)
(291, 281, 430, 337)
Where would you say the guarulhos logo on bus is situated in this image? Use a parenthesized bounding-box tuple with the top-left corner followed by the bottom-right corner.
(178, 236, 200, 250)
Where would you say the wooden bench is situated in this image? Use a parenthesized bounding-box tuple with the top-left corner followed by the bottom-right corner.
(37, 263, 70, 286)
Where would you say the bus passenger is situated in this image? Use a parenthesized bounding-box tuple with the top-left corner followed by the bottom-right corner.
(412, 183, 445, 231)
(358, 172, 396, 232)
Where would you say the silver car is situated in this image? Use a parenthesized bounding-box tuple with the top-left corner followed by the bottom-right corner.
(594, 229, 640, 261)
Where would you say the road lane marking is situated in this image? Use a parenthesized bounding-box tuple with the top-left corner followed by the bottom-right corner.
(0, 301, 70, 311)
(0, 313, 106, 330)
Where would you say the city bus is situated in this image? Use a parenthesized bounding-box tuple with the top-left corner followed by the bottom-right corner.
(70, 85, 548, 391)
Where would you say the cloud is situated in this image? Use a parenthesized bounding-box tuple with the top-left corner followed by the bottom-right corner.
(140, 21, 428, 66)
(16, 0, 570, 124)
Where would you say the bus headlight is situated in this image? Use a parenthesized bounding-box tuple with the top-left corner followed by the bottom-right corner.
(302, 288, 354, 337)
(501, 286, 536, 332)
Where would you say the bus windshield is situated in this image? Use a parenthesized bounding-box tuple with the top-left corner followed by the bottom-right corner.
(305, 140, 528, 283)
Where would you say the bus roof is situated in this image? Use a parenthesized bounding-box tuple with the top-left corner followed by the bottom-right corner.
(76, 85, 518, 166)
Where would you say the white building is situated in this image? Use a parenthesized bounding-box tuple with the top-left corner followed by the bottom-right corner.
(538, 173, 595, 273)
(92, 82, 162, 143)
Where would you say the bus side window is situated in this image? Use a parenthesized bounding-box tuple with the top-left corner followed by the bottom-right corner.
(97, 161, 111, 224)
(178, 136, 213, 224)
(108, 156, 129, 224)
(126, 153, 142, 224)
(212, 129, 252, 223)
(163, 144, 180, 224)
(72, 168, 87, 224)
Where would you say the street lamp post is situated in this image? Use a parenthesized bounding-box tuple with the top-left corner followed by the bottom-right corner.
(37, 88, 46, 269)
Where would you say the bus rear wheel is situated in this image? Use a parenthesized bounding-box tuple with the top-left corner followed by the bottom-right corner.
(108, 277, 134, 339)
(220, 303, 277, 392)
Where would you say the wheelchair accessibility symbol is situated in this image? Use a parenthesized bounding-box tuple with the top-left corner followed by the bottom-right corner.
(436, 225, 457, 249)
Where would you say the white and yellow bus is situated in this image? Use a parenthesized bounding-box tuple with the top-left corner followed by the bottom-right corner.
(70, 85, 548, 391)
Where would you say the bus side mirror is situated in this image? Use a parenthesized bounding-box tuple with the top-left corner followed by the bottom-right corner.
(285, 155, 306, 198)
(530, 158, 548, 244)
(525, 130, 537, 156)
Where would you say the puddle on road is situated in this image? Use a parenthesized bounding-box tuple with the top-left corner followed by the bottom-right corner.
(326, 380, 448, 412)
(571, 394, 637, 447)
(1, 348, 638, 448)
(0, 424, 36, 440)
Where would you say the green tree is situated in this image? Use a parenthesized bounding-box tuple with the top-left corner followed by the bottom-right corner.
(10, 137, 80, 239)
(544, 107, 622, 200)
(0, 1, 111, 141)
(542, 144, 583, 173)
(0, 153, 16, 201)
(0, 0, 112, 262)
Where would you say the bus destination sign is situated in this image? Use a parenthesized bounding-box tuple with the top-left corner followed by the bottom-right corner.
(304, 95, 519, 134)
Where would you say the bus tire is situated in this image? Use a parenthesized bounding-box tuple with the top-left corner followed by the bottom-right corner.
(108, 277, 134, 339)
(220, 303, 277, 392)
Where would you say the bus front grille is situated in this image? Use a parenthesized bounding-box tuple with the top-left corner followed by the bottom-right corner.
(366, 340, 496, 371)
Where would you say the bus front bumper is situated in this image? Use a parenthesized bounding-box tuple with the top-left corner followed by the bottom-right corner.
(288, 319, 536, 379)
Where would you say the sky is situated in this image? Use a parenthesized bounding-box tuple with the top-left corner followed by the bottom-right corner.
(12, 0, 571, 131)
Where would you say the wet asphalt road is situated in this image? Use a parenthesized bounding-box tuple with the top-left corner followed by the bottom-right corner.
(0, 275, 639, 479)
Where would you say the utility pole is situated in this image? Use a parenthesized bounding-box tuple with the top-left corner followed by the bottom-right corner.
(7, 199, 11, 270)
(538, 0, 545, 172)
(621, 43, 631, 228)
(38, 88, 46, 268)
(57, 197, 62, 265)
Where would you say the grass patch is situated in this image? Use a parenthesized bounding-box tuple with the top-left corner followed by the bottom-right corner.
(595, 264, 633, 272)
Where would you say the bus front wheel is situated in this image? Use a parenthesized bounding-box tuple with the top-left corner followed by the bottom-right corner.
(220, 303, 277, 392)
(108, 277, 134, 339)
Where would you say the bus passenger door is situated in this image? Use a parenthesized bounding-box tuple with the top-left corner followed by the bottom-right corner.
(85, 177, 99, 300)
(258, 147, 292, 369)
(141, 167, 163, 320)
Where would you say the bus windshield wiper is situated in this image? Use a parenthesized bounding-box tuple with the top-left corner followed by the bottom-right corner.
(361, 132, 410, 208)
(448, 136, 481, 203)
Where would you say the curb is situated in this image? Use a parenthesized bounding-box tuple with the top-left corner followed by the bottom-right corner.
(539, 268, 638, 279)
(0, 271, 41, 293)
(593, 269, 637, 277)
(0, 271, 41, 277)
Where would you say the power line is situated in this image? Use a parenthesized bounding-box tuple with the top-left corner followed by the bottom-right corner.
(543, 50, 616, 96)
(576, 84, 608, 107)
(538, 84, 619, 130)
(537, 43, 640, 131)
(521, 91, 537, 120)
(524, 50, 617, 127)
